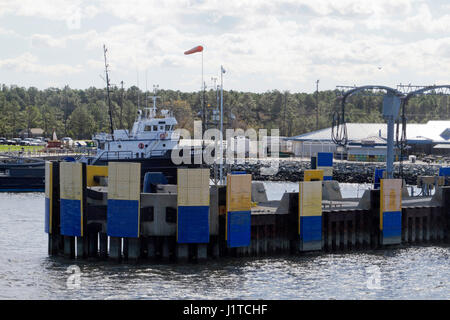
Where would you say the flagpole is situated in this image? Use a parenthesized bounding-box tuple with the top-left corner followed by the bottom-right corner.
(201, 48, 206, 154)
(220, 65, 224, 184)
(202, 49, 205, 134)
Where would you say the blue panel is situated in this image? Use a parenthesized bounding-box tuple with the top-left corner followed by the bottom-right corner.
(45, 197, 50, 233)
(231, 171, 246, 175)
(310, 156, 317, 169)
(177, 206, 210, 243)
(323, 176, 332, 181)
(300, 216, 322, 242)
(143, 172, 168, 193)
(383, 211, 402, 237)
(317, 152, 333, 167)
(438, 167, 450, 176)
(60, 198, 82, 236)
(107, 199, 140, 238)
(374, 168, 385, 189)
(227, 211, 251, 248)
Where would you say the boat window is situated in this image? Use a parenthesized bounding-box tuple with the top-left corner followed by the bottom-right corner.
(165, 125, 171, 131)
(144, 125, 152, 131)
(159, 125, 164, 131)
(153, 125, 158, 131)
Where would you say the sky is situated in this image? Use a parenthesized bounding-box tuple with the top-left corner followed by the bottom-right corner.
(1, 0, 450, 93)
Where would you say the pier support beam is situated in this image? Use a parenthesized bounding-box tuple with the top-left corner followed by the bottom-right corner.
(147, 237, 156, 259)
(197, 244, 207, 261)
(48, 234, 60, 256)
(76, 236, 88, 258)
(63, 236, 75, 258)
(176, 244, 189, 262)
(109, 236, 122, 261)
(99, 233, 108, 259)
(127, 238, 141, 261)
(88, 233, 98, 257)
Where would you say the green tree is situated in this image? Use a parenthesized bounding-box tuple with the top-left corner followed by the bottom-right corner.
(24, 105, 42, 136)
(68, 105, 95, 139)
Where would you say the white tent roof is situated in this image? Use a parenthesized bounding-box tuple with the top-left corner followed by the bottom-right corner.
(287, 121, 450, 144)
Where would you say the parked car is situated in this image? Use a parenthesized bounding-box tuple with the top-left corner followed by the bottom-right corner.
(9, 138, 21, 145)
(0, 137, 6, 144)
(30, 139, 46, 146)
(61, 137, 74, 147)
(19, 140, 31, 146)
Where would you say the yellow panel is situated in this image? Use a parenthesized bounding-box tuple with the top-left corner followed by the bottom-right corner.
(178, 188, 188, 205)
(380, 179, 402, 212)
(177, 168, 210, 206)
(299, 181, 322, 217)
(45, 161, 52, 198)
(202, 170, 210, 188)
(86, 165, 108, 187)
(304, 169, 324, 181)
(60, 162, 83, 201)
(108, 162, 141, 201)
(380, 179, 402, 229)
(226, 174, 252, 212)
(177, 169, 188, 189)
(187, 169, 203, 190)
(228, 193, 252, 212)
(45, 161, 53, 233)
(318, 166, 333, 177)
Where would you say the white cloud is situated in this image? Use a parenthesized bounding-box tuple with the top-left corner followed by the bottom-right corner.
(1, 0, 450, 91)
(0, 26, 17, 36)
(31, 34, 66, 48)
(0, 52, 83, 76)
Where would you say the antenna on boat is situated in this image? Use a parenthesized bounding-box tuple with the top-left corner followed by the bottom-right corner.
(103, 44, 114, 140)
(137, 70, 140, 110)
(151, 84, 160, 118)
(145, 69, 148, 109)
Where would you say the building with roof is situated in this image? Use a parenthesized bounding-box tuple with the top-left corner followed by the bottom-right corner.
(19, 128, 44, 138)
(286, 120, 450, 160)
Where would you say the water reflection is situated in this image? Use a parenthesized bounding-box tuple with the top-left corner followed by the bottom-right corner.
(0, 191, 448, 299)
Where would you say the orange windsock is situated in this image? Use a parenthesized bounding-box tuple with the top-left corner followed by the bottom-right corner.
(184, 45, 203, 55)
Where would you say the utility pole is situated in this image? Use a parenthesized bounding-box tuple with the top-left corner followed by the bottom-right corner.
(283, 91, 287, 136)
(64, 86, 68, 137)
(220, 65, 225, 184)
(316, 79, 320, 130)
(119, 80, 124, 129)
(103, 44, 114, 139)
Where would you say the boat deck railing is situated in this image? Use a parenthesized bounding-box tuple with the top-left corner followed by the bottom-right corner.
(95, 150, 134, 161)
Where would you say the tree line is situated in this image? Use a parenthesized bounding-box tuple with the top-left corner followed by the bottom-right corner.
(0, 84, 448, 139)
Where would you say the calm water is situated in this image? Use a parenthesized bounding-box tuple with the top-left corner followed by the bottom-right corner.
(0, 184, 448, 300)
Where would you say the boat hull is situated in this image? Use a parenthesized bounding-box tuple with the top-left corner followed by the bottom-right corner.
(0, 176, 45, 192)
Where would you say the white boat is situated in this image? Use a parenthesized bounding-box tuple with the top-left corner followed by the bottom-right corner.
(91, 89, 179, 162)
(79, 87, 201, 184)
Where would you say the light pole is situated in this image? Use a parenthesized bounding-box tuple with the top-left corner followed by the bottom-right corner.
(220, 65, 225, 184)
(316, 79, 319, 130)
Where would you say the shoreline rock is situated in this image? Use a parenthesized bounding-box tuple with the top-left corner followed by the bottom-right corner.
(210, 160, 441, 185)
